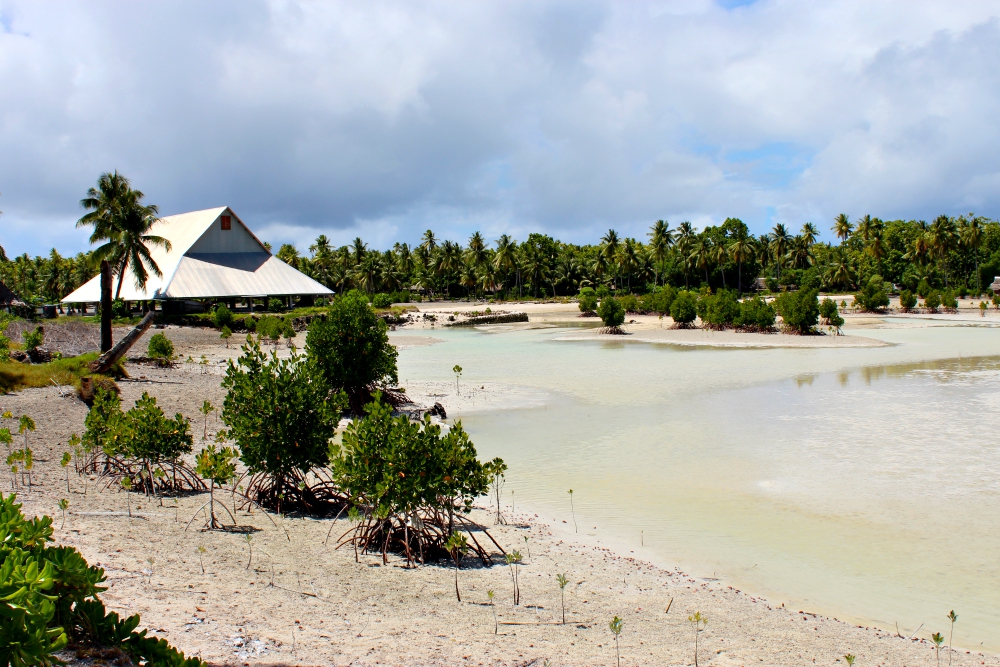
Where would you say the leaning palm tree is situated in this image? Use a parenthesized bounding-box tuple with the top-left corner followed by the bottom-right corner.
(91, 190, 171, 299)
(832, 213, 853, 244)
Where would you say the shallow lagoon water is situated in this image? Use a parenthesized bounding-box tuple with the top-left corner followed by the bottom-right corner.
(393, 322, 1000, 649)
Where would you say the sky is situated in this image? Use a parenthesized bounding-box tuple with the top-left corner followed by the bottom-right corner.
(2, 0, 1000, 257)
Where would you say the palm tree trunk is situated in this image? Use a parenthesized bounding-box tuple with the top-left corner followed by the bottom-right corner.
(114, 261, 128, 300)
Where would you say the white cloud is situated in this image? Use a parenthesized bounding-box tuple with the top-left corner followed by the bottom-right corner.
(1, 0, 999, 255)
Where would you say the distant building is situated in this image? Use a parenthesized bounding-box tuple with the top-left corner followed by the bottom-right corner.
(991, 276, 1000, 293)
(0, 280, 23, 307)
(61, 207, 332, 306)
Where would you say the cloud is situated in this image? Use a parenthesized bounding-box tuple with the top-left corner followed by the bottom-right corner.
(1, 0, 999, 256)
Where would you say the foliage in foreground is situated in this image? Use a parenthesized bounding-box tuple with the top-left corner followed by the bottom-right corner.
(332, 394, 503, 565)
(221, 337, 345, 512)
(774, 288, 820, 334)
(0, 491, 204, 667)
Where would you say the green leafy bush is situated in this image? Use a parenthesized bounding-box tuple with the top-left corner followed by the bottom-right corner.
(924, 291, 941, 311)
(645, 285, 678, 315)
(940, 289, 958, 310)
(147, 333, 174, 361)
(256, 316, 284, 345)
(734, 296, 776, 331)
(670, 290, 697, 326)
(854, 275, 890, 312)
(371, 293, 394, 309)
(700, 290, 740, 329)
(211, 304, 233, 329)
(22, 327, 43, 352)
(618, 294, 639, 314)
(775, 288, 820, 334)
(332, 394, 498, 564)
(221, 337, 345, 511)
(305, 290, 399, 414)
(597, 296, 625, 328)
(577, 287, 597, 314)
(595, 285, 610, 298)
(899, 289, 917, 312)
(267, 297, 285, 313)
(0, 492, 204, 667)
(81, 390, 195, 494)
(111, 299, 130, 319)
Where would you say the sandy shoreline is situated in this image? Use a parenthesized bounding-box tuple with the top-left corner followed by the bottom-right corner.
(3, 323, 998, 665)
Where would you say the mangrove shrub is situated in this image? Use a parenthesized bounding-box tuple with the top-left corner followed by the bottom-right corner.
(775, 288, 820, 334)
(332, 394, 499, 565)
(670, 290, 697, 326)
(306, 289, 399, 413)
(578, 287, 597, 314)
(221, 337, 345, 511)
(597, 296, 625, 328)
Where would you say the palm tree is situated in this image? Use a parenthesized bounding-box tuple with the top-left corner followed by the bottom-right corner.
(711, 239, 728, 288)
(555, 255, 584, 295)
(467, 232, 488, 271)
(91, 190, 171, 299)
(785, 235, 815, 270)
(600, 229, 621, 289)
(351, 237, 367, 265)
(648, 220, 675, 286)
(619, 238, 640, 292)
(960, 214, 984, 292)
(493, 234, 517, 294)
(675, 222, 696, 288)
(832, 214, 853, 244)
(824, 249, 853, 290)
(421, 230, 438, 253)
(690, 236, 713, 286)
(78, 171, 133, 243)
(728, 236, 754, 294)
(394, 242, 414, 282)
(800, 222, 818, 246)
(929, 215, 959, 287)
(768, 224, 792, 278)
(856, 214, 875, 243)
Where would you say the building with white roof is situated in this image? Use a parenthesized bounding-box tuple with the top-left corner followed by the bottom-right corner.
(61, 207, 332, 305)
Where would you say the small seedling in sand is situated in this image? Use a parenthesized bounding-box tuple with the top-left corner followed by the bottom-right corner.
(244, 533, 254, 570)
(609, 616, 623, 667)
(121, 476, 133, 517)
(197, 545, 207, 574)
(199, 355, 209, 373)
(556, 573, 569, 624)
(18, 414, 35, 451)
(453, 364, 463, 396)
(689, 611, 708, 667)
(505, 550, 522, 605)
(487, 590, 497, 634)
(932, 632, 945, 667)
(947, 610, 957, 666)
(221, 325, 232, 348)
(61, 451, 72, 493)
(487, 458, 507, 525)
(58, 498, 69, 529)
(568, 489, 577, 533)
(844, 654, 855, 666)
(146, 557, 155, 584)
(22, 447, 33, 492)
(199, 401, 216, 439)
(194, 444, 238, 529)
(445, 532, 469, 602)
(523, 535, 530, 559)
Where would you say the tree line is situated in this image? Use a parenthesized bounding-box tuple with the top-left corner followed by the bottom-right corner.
(4, 171, 1000, 305)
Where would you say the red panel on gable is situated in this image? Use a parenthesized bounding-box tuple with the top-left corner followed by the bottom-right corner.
(220, 215, 232, 230)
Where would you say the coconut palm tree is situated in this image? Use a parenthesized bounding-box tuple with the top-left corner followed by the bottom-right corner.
(648, 220, 675, 286)
(619, 238, 640, 292)
(675, 222, 696, 288)
(800, 222, 819, 246)
(600, 229, 621, 289)
(690, 236, 713, 286)
(467, 231, 488, 271)
(728, 235, 754, 294)
(421, 229, 438, 253)
(711, 239, 728, 288)
(493, 234, 517, 294)
(832, 214, 853, 244)
(929, 215, 959, 287)
(78, 171, 134, 243)
(824, 250, 853, 290)
(856, 214, 875, 243)
(90, 189, 171, 299)
(785, 235, 815, 270)
(768, 224, 792, 278)
(959, 214, 984, 292)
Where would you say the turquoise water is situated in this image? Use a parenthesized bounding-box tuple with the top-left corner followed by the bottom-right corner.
(393, 323, 1000, 649)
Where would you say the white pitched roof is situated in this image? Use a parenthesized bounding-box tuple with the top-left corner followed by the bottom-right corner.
(62, 207, 332, 302)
